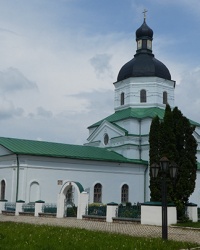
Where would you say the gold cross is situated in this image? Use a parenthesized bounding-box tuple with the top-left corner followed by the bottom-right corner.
(143, 9, 148, 20)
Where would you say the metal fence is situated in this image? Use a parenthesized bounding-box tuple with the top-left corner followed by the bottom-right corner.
(42, 203, 57, 214)
(5, 202, 16, 212)
(87, 205, 106, 216)
(198, 207, 200, 220)
(22, 203, 35, 213)
(117, 204, 141, 219)
(65, 206, 77, 217)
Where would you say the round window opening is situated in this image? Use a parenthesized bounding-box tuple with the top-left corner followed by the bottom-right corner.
(104, 134, 109, 145)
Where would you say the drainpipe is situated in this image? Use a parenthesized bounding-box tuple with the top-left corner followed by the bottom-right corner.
(16, 154, 20, 202)
(138, 119, 142, 160)
(144, 165, 148, 202)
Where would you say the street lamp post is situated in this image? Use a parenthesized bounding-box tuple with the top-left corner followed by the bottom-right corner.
(151, 157, 178, 240)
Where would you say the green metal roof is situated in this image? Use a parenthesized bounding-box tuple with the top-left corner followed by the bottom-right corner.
(88, 107, 165, 128)
(72, 182, 84, 193)
(0, 137, 147, 165)
(88, 107, 200, 128)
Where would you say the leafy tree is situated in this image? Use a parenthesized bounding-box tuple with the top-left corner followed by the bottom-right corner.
(149, 105, 197, 218)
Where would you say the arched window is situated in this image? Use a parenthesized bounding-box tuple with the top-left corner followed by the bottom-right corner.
(104, 133, 109, 145)
(1, 180, 5, 200)
(29, 182, 40, 202)
(120, 92, 125, 105)
(163, 91, 168, 104)
(121, 184, 129, 203)
(93, 183, 102, 203)
(140, 89, 146, 103)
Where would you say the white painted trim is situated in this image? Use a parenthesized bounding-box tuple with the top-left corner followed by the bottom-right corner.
(87, 120, 126, 142)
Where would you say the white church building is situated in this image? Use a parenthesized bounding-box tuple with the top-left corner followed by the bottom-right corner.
(0, 18, 200, 208)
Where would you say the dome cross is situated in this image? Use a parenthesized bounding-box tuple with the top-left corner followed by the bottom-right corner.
(143, 9, 148, 20)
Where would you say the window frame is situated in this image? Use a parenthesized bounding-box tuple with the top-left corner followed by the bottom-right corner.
(93, 183, 102, 203)
(0, 180, 5, 200)
(120, 92, 125, 105)
(163, 91, 168, 104)
(121, 184, 129, 203)
(140, 89, 146, 103)
(104, 133, 109, 145)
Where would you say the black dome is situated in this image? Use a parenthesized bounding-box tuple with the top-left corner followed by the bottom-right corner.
(117, 20, 171, 82)
(136, 20, 153, 39)
(117, 54, 171, 81)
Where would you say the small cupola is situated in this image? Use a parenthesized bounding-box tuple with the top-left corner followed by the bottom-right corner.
(136, 18, 153, 53)
(117, 11, 171, 82)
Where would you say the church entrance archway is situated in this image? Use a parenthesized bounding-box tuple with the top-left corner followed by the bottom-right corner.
(57, 181, 88, 219)
(64, 183, 77, 217)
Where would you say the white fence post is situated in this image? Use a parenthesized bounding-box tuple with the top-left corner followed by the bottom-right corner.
(35, 200, 45, 217)
(0, 200, 7, 213)
(77, 192, 89, 219)
(106, 202, 118, 222)
(15, 200, 25, 216)
(186, 203, 198, 222)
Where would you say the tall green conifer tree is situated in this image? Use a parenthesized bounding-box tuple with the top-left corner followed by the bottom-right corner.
(172, 107, 197, 216)
(159, 104, 178, 161)
(149, 116, 161, 200)
(149, 105, 197, 217)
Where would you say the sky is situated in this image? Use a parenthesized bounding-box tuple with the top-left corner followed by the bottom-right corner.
(0, 0, 200, 145)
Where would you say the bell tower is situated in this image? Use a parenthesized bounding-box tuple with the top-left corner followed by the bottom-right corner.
(114, 16, 175, 111)
(86, 15, 175, 161)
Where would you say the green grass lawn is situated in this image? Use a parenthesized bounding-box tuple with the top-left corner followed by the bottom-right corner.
(175, 221, 200, 228)
(0, 222, 199, 250)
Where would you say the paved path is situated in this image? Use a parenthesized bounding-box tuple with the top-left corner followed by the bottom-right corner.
(0, 215, 200, 245)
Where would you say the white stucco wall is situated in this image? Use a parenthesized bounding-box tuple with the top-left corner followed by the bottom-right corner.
(141, 119, 151, 135)
(141, 204, 177, 225)
(118, 119, 139, 134)
(0, 155, 17, 202)
(0, 154, 147, 205)
(114, 77, 175, 111)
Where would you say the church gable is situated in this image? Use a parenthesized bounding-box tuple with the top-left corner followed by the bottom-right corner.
(87, 120, 127, 146)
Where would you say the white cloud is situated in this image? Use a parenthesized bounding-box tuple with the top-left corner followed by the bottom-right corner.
(36, 107, 53, 118)
(175, 67, 200, 123)
(0, 96, 24, 120)
(0, 67, 37, 93)
(90, 54, 113, 80)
